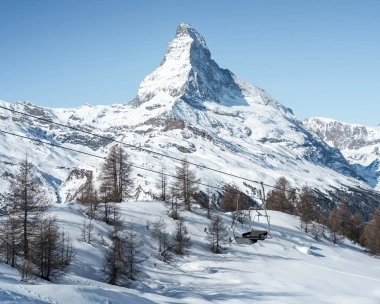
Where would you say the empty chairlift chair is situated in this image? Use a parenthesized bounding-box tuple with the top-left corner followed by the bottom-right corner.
(234, 188, 271, 245)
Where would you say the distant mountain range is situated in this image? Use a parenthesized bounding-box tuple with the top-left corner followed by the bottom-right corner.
(303, 117, 380, 190)
(1, 23, 379, 215)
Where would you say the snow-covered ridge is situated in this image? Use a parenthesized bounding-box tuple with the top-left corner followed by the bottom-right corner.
(304, 117, 380, 150)
(304, 117, 380, 190)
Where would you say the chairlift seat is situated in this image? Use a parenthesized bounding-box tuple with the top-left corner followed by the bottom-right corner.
(235, 237, 257, 245)
(241, 229, 268, 240)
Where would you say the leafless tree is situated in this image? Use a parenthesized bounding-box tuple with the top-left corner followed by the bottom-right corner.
(170, 158, 199, 211)
(297, 186, 316, 233)
(103, 223, 144, 285)
(327, 200, 352, 244)
(156, 168, 169, 201)
(219, 185, 249, 213)
(206, 213, 229, 254)
(205, 188, 211, 219)
(4, 157, 50, 259)
(59, 228, 74, 266)
(77, 173, 99, 218)
(124, 224, 145, 281)
(81, 220, 87, 243)
(327, 201, 353, 245)
(173, 217, 191, 255)
(166, 196, 181, 220)
(103, 230, 125, 285)
(29, 216, 74, 281)
(151, 217, 170, 254)
(266, 177, 296, 214)
(87, 219, 94, 244)
(0, 215, 21, 267)
(99, 145, 133, 203)
(81, 219, 94, 244)
(349, 212, 364, 243)
(327, 208, 344, 244)
(361, 205, 380, 255)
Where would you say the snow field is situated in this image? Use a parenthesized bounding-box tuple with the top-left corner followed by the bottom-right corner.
(1, 200, 380, 303)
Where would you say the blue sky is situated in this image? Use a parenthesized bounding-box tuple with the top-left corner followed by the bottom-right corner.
(0, 0, 379, 126)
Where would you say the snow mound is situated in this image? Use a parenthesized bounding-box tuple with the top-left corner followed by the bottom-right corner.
(295, 245, 311, 255)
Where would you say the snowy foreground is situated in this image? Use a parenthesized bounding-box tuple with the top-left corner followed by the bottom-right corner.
(1, 201, 380, 303)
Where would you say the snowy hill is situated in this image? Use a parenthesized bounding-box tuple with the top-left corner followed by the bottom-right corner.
(0, 200, 379, 303)
(304, 117, 380, 190)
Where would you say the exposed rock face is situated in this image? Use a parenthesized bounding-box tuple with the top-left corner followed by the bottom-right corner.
(60, 168, 93, 203)
(303, 117, 380, 150)
(304, 117, 380, 189)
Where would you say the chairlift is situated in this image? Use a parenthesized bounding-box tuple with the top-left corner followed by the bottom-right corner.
(234, 183, 271, 245)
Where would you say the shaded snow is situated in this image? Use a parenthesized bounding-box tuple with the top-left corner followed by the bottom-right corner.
(1, 200, 379, 303)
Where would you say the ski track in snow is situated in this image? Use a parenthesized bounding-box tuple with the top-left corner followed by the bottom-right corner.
(18, 285, 61, 304)
(260, 246, 380, 283)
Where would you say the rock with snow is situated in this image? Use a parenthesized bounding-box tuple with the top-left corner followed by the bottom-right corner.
(304, 117, 380, 190)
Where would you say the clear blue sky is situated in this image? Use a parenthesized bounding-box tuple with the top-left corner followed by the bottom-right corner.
(0, 0, 379, 126)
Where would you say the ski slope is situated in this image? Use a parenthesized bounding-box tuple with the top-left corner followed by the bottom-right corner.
(0, 200, 379, 303)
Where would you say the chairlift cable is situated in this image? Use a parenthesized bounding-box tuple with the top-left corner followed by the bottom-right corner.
(2, 129, 380, 230)
(0, 105, 294, 193)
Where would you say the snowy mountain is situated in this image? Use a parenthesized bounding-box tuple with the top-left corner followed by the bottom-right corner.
(0, 23, 378, 212)
(304, 117, 380, 190)
(1, 22, 380, 304)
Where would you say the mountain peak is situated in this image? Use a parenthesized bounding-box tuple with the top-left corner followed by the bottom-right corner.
(175, 23, 193, 37)
(174, 23, 208, 51)
(135, 23, 278, 110)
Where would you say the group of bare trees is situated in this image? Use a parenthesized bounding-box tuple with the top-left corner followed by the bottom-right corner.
(0, 158, 73, 281)
(266, 177, 297, 214)
(102, 222, 144, 286)
(77, 149, 202, 284)
(155, 159, 233, 255)
(150, 215, 191, 262)
(156, 159, 199, 212)
(219, 184, 249, 212)
(76, 145, 145, 286)
(77, 144, 133, 224)
(326, 200, 362, 244)
(265, 176, 380, 254)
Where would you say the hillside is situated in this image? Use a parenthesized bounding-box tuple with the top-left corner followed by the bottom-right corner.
(0, 200, 379, 303)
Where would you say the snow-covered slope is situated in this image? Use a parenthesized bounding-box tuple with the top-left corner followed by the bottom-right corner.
(304, 117, 380, 190)
(1, 200, 379, 303)
(0, 23, 377, 209)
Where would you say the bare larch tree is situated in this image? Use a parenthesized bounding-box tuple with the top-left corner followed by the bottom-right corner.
(99, 145, 133, 203)
(206, 213, 229, 254)
(171, 158, 199, 212)
(4, 157, 49, 259)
